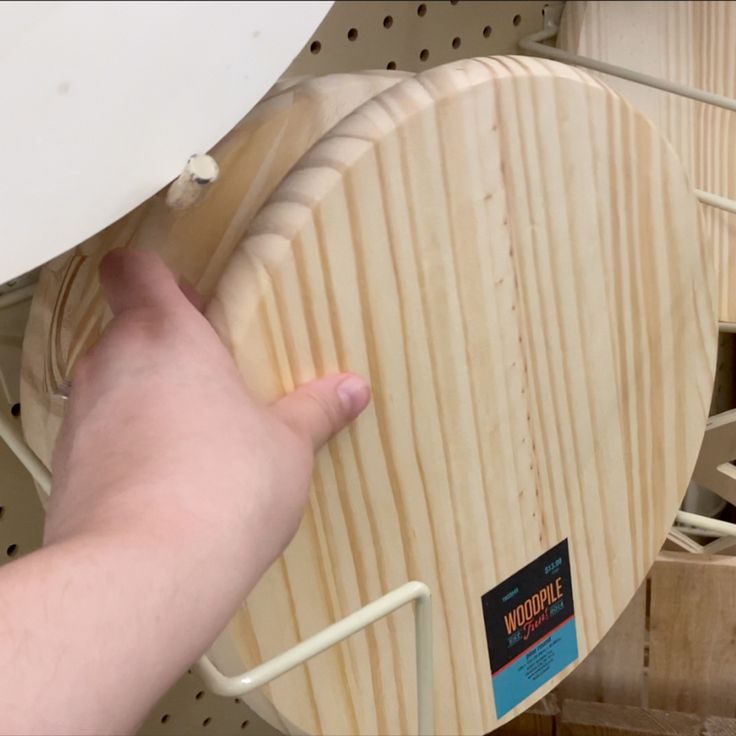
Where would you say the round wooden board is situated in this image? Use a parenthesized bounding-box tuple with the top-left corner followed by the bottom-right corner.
(206, 56, 717, 735)
(558, 1, 736, 322)
(20, 70, 409, 468)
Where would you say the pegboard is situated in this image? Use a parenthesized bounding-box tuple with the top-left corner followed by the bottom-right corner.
(287, 0, 562, 76)
(0, 298, 43, 562)
(138, 669, 280, 736)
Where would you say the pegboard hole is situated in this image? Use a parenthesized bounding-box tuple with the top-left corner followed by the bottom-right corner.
(483, 25, 492, 37)
(451, 36, 462, 49)
(309, 40, 321, 54)
(419, 48, 429, 62)
(6, 544, 17, 558)
(10, 403, 20, 417)
(386, 60, 397, 70)
(160, 714, 170, 724)
(202, 717, 212, 727)
(195, 690, 205, 700)
(513, 14, 522, 26)
(347, 27, 358, 41)
(383, 15, 393, 29)
(0, 507, 4, 520)
(241, 722, 250, 731)
(417, 4, 427, 17)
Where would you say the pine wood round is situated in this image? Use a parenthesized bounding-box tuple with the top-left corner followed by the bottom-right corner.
(205, 56, 717, 735)
(20, 71, 409, 468)
(558, 1, 736, 322)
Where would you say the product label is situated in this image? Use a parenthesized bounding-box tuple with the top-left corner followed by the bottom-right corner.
(482, 539, 578, 718)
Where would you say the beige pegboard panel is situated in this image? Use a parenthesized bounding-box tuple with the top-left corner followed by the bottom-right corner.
(286, 0, 563, 76)
(139, 669, 281, 736)
(0, 2, 562, 734)
(0, 298, 43, 567)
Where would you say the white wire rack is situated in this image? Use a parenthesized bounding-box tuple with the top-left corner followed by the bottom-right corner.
(199, 581, 433, 735)
(2, 14, 736, 733)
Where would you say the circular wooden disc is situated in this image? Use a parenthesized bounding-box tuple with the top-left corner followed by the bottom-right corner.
(20, 71, 409, 468)
(206, 56, 716, 734)
(558, 1, 736, 321)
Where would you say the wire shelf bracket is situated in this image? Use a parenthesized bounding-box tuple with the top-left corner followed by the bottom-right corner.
(199, 580, 434, 736)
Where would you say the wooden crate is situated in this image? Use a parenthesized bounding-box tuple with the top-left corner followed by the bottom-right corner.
(496, 552, 736, 735)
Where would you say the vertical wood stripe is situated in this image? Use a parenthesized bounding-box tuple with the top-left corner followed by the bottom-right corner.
(649, 553, 736, 718)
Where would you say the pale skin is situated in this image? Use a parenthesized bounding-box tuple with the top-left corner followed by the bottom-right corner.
(0, 249, 371, 735)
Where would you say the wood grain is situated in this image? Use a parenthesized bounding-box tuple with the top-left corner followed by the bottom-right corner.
(558, 1, 736, 322)
(20, 70, 409, 467)
(206, 56, 716, 734)
(649, 552, 736, 717)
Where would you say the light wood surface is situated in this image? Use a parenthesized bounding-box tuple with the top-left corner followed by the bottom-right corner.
(649, 553, 736, 717)
(20, 71, 408, 467)
(558, 1, 736, 322)
(206, 56, 716, 734)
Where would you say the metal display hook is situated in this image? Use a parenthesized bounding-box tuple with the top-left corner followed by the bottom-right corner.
(198, 580, 434, 736)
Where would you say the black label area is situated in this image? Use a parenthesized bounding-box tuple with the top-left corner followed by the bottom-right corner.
(482, 539, 578, 717)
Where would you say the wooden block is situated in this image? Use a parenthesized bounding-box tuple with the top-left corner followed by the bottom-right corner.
(207, 56, 715, 734)
(560, 700, 702, 736)
(554, 583, 646, 706)
(495, 694, 559, 736)
(649, 552, 736, 717)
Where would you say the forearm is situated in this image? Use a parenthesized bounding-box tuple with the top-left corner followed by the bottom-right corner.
(0, 530, 257, 735)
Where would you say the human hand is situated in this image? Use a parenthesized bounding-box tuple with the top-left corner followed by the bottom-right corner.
(44, 249, 371, 593)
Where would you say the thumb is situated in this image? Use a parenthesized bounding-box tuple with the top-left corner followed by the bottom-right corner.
(99, 249, 187, 316)
(273, 374, 371, 450)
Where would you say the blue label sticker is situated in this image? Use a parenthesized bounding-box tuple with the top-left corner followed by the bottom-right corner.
(481, 539, 578, 718)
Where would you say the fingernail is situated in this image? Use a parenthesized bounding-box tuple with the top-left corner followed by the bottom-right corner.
(337, 375, 371, 417)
